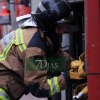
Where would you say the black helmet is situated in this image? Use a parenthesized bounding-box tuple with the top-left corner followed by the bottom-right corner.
(56, 11, 74, 24)
(31, 0, 73, 33)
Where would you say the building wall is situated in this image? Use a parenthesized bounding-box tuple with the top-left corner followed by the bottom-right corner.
(31, 0, 40, 12)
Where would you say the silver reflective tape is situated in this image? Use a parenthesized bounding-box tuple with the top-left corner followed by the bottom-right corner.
(17, 28, 26, 52)
(17, 28, 22, 44)
(19, 44, 24, 52)
(38, 1, 46, 11)
(51, 78, 57, 93)
(0, 92, 10, 100)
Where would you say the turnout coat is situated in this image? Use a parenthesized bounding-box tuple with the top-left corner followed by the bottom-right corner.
(0, 27, 73, 99)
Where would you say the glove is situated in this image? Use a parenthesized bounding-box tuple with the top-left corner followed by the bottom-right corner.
(63, 53, 87, 88)
(70, 60, 86, 80)
(73, 83, 88, 100)
(70, 53, 86, 80)
(63, 70, 87, 89)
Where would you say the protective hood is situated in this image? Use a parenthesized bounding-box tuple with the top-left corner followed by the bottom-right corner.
(16, 14, 37, 28)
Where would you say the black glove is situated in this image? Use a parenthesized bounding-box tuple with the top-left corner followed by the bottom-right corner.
(63, 70, 87, 89)
(47, 71, 61, 78)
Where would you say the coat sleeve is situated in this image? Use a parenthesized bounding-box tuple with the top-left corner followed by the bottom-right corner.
(52, 49, 75, 70)
(23, 47, 68, 98)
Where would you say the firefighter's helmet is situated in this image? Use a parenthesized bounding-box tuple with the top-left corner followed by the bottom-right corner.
(31, 0, 73, 33)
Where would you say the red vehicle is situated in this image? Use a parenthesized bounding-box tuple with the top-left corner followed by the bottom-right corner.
(85, 0, 100, 100)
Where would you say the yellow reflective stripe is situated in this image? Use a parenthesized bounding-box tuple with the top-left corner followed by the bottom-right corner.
(54, 77, 60, 92)
(0, 92, 10, 100)
(20, 28, 24, 43)
(22, 43, 26, 50)
(47, 77, 60, 96)
(18, 44, 26, 52)
(47, 79, 54, 96)
(0, 41, 14, 61)
(0, 28, 26, 61)
(18, 45, 22, 52)
(16, 28, 22, 44)
(19, 29, 26, 52)
(0, 95, 7, 100)
(0, 88, 10, 100)
(16, 28, 26, 52)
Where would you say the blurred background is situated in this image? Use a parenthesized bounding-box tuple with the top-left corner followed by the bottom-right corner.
(0, 0, 40, 37)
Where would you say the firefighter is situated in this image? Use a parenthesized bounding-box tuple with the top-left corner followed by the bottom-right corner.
(0, 0, 86, 100)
